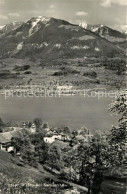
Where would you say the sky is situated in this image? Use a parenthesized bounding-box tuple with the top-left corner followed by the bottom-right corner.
(0, 0, 127, 31)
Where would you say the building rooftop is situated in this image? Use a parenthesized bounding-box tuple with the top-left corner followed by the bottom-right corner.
(76, 135, 84, 141)
(0, 128, 23, 144)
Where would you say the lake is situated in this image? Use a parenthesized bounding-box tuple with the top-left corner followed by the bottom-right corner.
(0, 95, 118, 132)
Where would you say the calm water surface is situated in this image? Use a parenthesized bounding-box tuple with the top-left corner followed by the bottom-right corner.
(0, 95, 118, 132)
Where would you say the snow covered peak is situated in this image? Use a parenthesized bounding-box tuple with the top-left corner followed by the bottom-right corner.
(91, 24, 104, 32)
(40, 16, 52, 25)
(91, 27, 99, 32)
(0, 22, 22, 35)
(28, 16, 51, 36)
(79, 23, 105, 31)
(0, 25, 5, 30)
(79, 22, 88, 29)
(29, 16, 51, 24)
(79, 23, 104, 32)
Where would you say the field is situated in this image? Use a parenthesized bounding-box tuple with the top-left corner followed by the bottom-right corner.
(0, 57, 126, 90)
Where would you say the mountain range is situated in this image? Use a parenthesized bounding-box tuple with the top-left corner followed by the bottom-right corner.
(0, 22, 22, 36)
(79, 23, 126, 50)
(0, 16, 126, 59)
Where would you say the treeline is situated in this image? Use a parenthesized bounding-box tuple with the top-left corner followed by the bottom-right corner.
(102, 58, 126, 75)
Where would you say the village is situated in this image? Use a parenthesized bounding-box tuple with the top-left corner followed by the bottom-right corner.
(0, 119, 107, 156)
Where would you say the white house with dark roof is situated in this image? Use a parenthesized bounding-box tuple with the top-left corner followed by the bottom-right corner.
(0, 128, 22, 153)
(44, 135, 62, 143)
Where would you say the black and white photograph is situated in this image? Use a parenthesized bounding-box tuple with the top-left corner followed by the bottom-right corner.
(0, 0, 126, 193)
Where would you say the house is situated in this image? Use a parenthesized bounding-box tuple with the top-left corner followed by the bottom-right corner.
(44, 127, 50, 133)
(0, 128, 22, 153)
(45, 131, 54, 136)
(76, 135, 85, 144)
(7, 145, 15, 153)
(61, 133, 71, 141)
(44, 135, 62, 143)
(0, 139, 15, 153)
(29, 123, 36, 134)
(22, 122, 36, 134)
(22, 122, 27, 128)
(85, 134, 93, 142)
(78, 127, 93, 143)
(76, 134, 93, 144)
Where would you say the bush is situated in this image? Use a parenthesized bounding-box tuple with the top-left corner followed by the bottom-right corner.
(53, 71, 68, 76)
(53, 67, 80, 76)
(24, 71, 32, 74)
(83, 71, 97, 78)
(0, 70, 10, 76)
(14, 65, 30, 71)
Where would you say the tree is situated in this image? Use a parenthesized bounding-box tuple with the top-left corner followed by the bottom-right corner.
(72, 130, 78, 137)
(63, 126, 71, 135)
(30, 133, 44, 145)
(107, 92, 127, 166)
(22, 151, 37, 167)
(28, 122, 32, 128)
(69, 132, 108, 193)
(109, 92, 126, 125)
(47, 146, 63, 171)
(79, 127, 90, 136)
(34, 137, 49, 164)
(43, 123, 49, 129)
(33, 118, 42, 130)
(11, 137, 23, 152)
(0, 118, 4, 127)
(0, 127, 3, 133)
(29, 132, 49, 164)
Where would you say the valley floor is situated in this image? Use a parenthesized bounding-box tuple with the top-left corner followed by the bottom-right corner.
(0, 57, 126, 92)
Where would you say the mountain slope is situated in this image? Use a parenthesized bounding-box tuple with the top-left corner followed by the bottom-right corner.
(0, 16, 125, 59)
(0, 22, 23, 36)
(80, 23, 126, 50)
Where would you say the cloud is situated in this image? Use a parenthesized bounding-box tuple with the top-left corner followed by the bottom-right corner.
(76, 11, 88, 17)
(100, 0, 127, 7)
(100, 0, 111, 7)
(8, 13, 20, 17)
(46, 5, 55, 14)
(50, 5, 55, 9)
(114, 0, 127, 5)
(0, 15, 8, 20)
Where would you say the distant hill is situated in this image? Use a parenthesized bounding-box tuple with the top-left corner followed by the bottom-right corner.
(0, 16, 125, 59)
(0, 21, 22, 36)
(79, 23, 126, 50)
